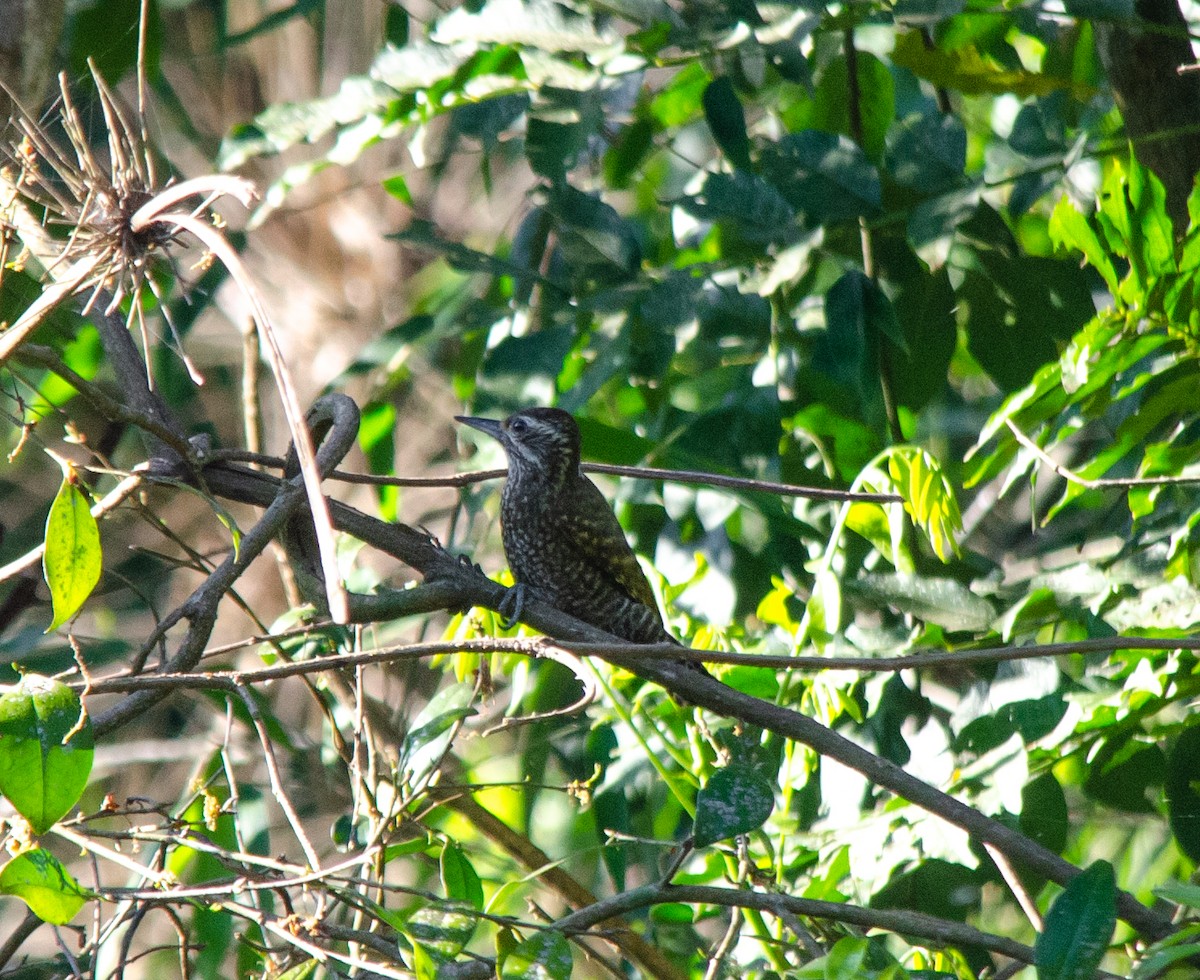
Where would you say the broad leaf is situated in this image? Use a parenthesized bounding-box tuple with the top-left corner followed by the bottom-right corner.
(0, 849, 87, 925)
(693, 763, 776, 847)
(1035, 861, 1116, 980)
(0, 675, 93, 834)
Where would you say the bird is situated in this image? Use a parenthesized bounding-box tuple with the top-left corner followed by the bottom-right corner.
(455, 407, 679, 647)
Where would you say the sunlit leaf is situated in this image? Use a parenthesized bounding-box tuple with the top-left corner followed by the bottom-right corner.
(43, 474, 102, 632)
(0, 849, 87, 925)
(893, 30, 1091, 98)
(500, 929, 572, 980)
(441, 841, 485, 909)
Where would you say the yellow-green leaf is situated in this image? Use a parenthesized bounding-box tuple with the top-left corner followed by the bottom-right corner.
(43, 476, 101, 632)
(0, 849, 87, 924)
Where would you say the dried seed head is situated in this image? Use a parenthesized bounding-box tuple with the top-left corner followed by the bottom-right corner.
(1, 61, 256, 383)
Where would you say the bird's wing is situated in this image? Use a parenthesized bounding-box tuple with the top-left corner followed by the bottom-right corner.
(568, 475, 661, 609)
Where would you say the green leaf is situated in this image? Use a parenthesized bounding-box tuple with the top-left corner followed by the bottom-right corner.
(702, 77, 752, 170)
(526, 87, 603, 182)
(1035, 861, 1116, 980)
(889, 263, 957, 410)
(1165, 725, 1200, 863)
(546, 184, 640, 283)
(359, 401, 398, 522)
(760, 131, 880, 225)
(500, 929, 572, 980)
(886, 447, 962, 561)
(382, 173, 413, 205)
(808, 53, 894, 163)
(692, 763, 776, 848)
(893, 30, 1089, 99)
(1131, 926, 1200, 980)
(1049, 195, 1119, 297)
(0, 849, 87, 924)
(1127, 155, 1175, 279)
(441, 841, 485, 910)
(888, 112, 966, 193)
(958, 205, 1095, 391)
(1083, 738, 1165, 814)
(813, 270, 877, 408)
(275, 960, 320, 980)
(400, 683, 476, 787)
(0, 675, 94, 833)
(1021, 772, 1069, 856)
(406, 902, 478, 959)
(43, 474, 102, 632)
(604, 116, 656, 188)
(846, 574, 992, 632)
(680, 170, 797, 245)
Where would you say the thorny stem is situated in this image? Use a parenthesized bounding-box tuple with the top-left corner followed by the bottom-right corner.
(133, 208, 350, 624)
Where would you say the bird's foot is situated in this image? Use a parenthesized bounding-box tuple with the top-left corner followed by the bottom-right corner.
(497, 582, 528, 630)
(455, 552, 485, 576)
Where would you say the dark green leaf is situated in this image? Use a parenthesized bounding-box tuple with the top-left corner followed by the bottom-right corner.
(1021, 772, 1069, 856)
(760, 131, 880, 225)
(1165, 726, 1200, 863)
(441, 842, 485, 909)
(1083, 738, 1165, 814)
(872, 859, 981, 922)
(703, 77, 752, 170)
(1035, 861, 1116, 980)
(680, 170, 797, 244)
(887, 112, 966, 193)
(546, 185, 640, 283)
(958, 204, 1094, 391)
(693, 763, 776, 847)
(67, 0, 161, 83)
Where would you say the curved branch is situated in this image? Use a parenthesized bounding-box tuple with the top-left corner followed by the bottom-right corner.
(555, 882, 1040, 969)
(149, 419, 1176, 942)
(93, 396, 362, 736)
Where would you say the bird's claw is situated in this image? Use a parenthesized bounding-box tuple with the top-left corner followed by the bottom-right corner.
(497, 583, 527, 630)
(455, 552, 485, 576)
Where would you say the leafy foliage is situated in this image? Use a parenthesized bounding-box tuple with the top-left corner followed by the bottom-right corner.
(3, 0, 1200, 977)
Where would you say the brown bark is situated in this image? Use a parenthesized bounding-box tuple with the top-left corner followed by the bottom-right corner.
(1096, 0, 1200, 231)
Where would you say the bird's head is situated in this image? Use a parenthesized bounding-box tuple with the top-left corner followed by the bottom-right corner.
(456, 407, 581, 486)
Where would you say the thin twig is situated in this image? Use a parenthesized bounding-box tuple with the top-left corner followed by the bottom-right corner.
(130, 207, 351, 625)
(984, 842, 1043, 931)
(77, 633, 1200, 696)
(1006, 417, 1200, 488)
(209, 449, 903, 503)
(0, 472, 144, 584)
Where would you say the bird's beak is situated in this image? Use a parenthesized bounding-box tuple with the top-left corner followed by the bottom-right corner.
(455, 415, 504, 441)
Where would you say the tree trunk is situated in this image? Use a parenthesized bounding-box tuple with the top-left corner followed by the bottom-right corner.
(1096, 0, 1200, 232)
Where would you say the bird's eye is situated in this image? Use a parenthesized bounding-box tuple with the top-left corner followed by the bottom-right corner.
(509, 417, 529, 435)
